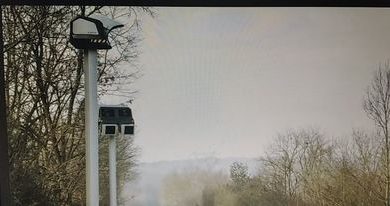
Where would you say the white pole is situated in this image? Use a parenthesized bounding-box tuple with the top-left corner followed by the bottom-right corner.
(109, 135, 117, 206)
(84, 49, 99, 206)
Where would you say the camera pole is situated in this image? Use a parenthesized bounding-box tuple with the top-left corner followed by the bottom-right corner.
(71, 15, 124, 206)
(109, 134, 117, 206)
(84, 49, 99, 206)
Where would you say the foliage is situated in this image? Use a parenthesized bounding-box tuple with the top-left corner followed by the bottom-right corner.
(230, 162, 249, 190)
(222, 128, 384, 206)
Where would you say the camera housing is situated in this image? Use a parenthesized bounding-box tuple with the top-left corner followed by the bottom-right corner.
(70, 14, 124, 50)
(99, 105, 135, 137)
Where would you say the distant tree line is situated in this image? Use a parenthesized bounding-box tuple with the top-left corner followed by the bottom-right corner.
(3, 6, 154, 205)
(161, 63, 390, 206)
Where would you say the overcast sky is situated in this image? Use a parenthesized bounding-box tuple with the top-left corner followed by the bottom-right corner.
(103, 8, 390, 162)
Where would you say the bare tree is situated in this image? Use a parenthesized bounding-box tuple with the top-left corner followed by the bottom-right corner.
(262, 129, 306, 205)
(363, 62, 390, 206)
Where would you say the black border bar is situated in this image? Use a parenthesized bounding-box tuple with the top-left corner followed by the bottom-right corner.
(1, 0, 390, 7)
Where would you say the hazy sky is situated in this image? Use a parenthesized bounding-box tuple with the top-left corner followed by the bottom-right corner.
(103, 8, 390, 162)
